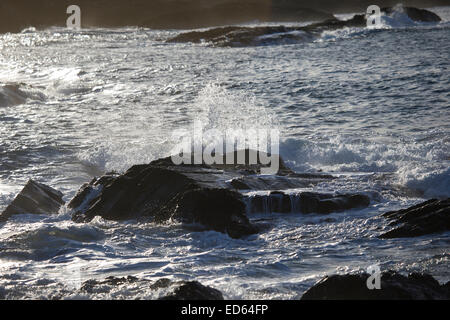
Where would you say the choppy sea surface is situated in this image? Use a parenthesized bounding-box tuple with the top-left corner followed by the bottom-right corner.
(0, 7, 449, 299)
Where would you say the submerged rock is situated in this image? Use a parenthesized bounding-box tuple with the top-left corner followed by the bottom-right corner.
(0, 179, 64, 222)
(81, 276, 141, 293)
(301, 271, 450, 300)
(81, 276, 223, 300)
(379, 198, 450, 238)
(160, 281, 224, 300)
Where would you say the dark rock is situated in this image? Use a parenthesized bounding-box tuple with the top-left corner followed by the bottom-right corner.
(81, 276, 141, 293)
(70, 165, 195, 222)
(151, 149, 294, 176)
(382, 7, 441, 22)
(68, 156, 261, 238)
(298, 192, 370, 214)
(159, 281, 224, 300)
(80, 276, 223, 300)
(246, 191, 370, 214)
(167, 6, 441, 47)
(0, 179, 65, 222)
(163, 188, 258, 239)
(229, 178, 251, 190)
(68, 150, 333, 238)
(247, 191, 292, 214)
(379, 198, 450, 238)
(150, 278, 172, 290)
(301, 271, 450, 300)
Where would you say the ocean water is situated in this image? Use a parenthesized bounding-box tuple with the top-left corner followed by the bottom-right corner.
(0, 7, 449, 299)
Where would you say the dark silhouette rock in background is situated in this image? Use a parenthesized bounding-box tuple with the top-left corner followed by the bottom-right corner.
(0, 180, 64, 222)
(301, 271, 450, 300)
(379, 198, 450, 238)
(168, 6, 442, 46)
(383, 6, 441, 22)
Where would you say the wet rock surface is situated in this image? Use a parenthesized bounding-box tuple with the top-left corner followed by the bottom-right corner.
(162, 188, 258, 239)
(301, 271, 450, 300)
(379, 198, 450, 238)
(68, 150, 339, 238)
(0, 179, 64, 222)
(168, 7, 441, 47)
(246, 191, 370, 214)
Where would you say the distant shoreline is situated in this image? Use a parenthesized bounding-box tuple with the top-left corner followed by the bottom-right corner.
(1, 0, 448, 34)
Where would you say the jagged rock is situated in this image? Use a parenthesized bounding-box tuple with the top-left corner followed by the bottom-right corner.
(68, 150, 334, 238)
(301, 271, 450, 300)
(68, 164, 260, 239)
(160, 281, 224, 300)
(0, 179, 64, 222)
(69, 165, 195, 222)
(379, 198, 450, 238)
(246, 191, 370, 214)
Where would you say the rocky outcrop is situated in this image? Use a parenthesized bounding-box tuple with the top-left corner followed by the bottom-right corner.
(68, 150, 338, 238)
(301, 271, 450, 300)
(379, 198, 450, 238)
(160, 281, 224, 300)
(68, 165, 258, 239)
(67, 150, 372, 237)
(0, 180, 64, 222)
(167, 6, 442, 46)
(246, 191, 370, 214)
(165, 15, 366, 46)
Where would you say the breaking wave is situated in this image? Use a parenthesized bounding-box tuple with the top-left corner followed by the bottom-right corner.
(0, 83, 46, 108)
